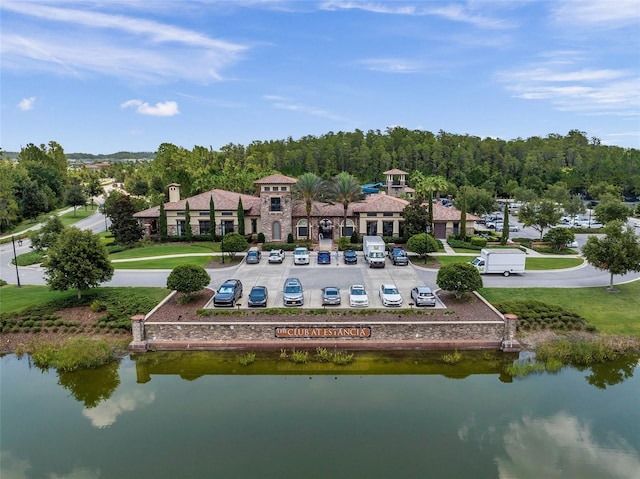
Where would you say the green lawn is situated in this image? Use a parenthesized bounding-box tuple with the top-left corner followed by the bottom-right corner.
(480, 281, 640, 336)
(58, 204, 99, 225)
(0, 285, 168, 315)
(431, 255, 583, 270)
(525, 257, 584, 270)
(113, 256, 215, 269)
(109, 243, 219, 260)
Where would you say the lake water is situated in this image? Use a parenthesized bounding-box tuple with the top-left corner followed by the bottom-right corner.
(1, 351, 639, 479)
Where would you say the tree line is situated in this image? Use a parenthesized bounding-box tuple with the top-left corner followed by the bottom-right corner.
(2, 128, 639, 233)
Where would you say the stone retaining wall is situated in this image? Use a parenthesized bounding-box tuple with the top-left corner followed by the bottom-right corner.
(132, 318, 518, 352)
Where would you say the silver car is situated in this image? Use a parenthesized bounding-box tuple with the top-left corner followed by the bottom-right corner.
(321, 287, 341, 306)
(410, 286, 436, 307)
(282, 278, 304, 306)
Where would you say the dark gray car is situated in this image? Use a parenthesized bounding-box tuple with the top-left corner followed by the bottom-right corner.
(213, 279, 243, 307)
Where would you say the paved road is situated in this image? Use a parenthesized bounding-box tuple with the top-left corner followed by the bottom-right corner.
(2, 212, 639, 294)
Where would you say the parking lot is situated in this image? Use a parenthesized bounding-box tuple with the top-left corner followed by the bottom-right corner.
(209, 251, 445, 310)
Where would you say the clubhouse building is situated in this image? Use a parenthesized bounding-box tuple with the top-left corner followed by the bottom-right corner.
(133, 169, 477, 243)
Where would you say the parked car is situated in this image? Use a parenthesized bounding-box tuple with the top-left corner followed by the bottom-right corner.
(343, 249, 358, 264)
(410, 286, 436, 307)
(268, 249, 285, 264)
(293, 247, 310, 265)
(282, 277, 304, 306)
(245, 247, 261, 264)
(247, 286, 268, 307)
(321, 287, 341, 306)
(495, 223, 519, 232)
(388, 247, 409, 265)
(349, 284, 369, 307)
(213, 279, 243, 307)
(379, 284, 403, 307)
(317, 250, 331, 264)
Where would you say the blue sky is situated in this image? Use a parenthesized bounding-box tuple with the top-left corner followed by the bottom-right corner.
(1, 0, 639, 154)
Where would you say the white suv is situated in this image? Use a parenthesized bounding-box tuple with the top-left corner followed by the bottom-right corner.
(293, 247, 310, 265)
(268, 249, 285, 263)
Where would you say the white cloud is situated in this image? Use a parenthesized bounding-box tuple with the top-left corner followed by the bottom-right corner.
(496, 55, 640, 117)
(359, 58, 422, 74)
(551, 0, 640, 29)
(17, 97, 36, 111)
(263, 94, 346, 122)
(121, 99, 179, 116)
(496, 413, 640, 478)
(0, 1, 248, 83)
(82, 390, 155, 428)
(319, 1, 514, 29)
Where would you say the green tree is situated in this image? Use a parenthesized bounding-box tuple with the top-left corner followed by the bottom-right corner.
(518, 199, 563, 239)
(457, 187, 468, 241)
(22, 180, 51, 220)
(221, 232, 249, 259)
(30, 215, 65, 251)
(65, 181, 87, 216)
(402, 199, 428, 240)
(325, 172, 365, 237)
(158, 202, 167, 241)
(412, 173, 449, 235)
(563, 194, 585, 222)
(43, 227, 114, 299)
(594, 195, 630, 224)
(108, 195, 144, 245)
(184, 200, 193, 240)
(543, 227, 575, 251)
(166, 264, 211, 298)
(209, 196, 216, 241)
(406, 233, 438, 263)
(588, 181, 621, 200)
(237, 197, 245, 236)
(84, 175, 103, 199)
(581, 220, 640, 291)
(436, 262, 483, 299)
(500, 203, 509, 245)
(292, 172, 325, 241)
(453, 185, 495, 216)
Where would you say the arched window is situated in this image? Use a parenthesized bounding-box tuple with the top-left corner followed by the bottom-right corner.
(273, 221, 281, 241)
(341, 219, 355, 237)
(296, 219, 308, 239)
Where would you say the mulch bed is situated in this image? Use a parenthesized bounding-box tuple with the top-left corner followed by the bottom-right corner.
(145, 288, 501, 323)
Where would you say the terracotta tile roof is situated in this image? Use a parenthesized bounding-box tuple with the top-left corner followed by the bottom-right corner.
(253, 174, 298, 185)
(428, 202, 482, 222)
(134, 189, 261, 218)
(383, 168, 409, 175)
(352, 193, 408, 213)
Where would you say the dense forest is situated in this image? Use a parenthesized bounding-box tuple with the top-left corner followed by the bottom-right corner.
(116, 127, 640, 200)
(1, 128, 639, 233)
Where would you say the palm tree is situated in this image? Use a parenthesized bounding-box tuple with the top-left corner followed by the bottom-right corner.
(326, 172, 365, 238)
(411, 172, 449, 235)
(292, 172, 324, 241)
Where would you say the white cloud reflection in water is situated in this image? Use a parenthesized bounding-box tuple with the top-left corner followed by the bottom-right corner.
(495, 413, 640, 479)
(82, 390, 155, 428)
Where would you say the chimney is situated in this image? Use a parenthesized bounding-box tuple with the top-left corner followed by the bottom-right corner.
(168, 183, 181, 203)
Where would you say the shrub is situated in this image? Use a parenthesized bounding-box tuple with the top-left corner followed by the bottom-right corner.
(442, 350, 463, 364)
(90, 300, 107, 312)
(238, 352, 256, 366)
(290, 349, 309, 364)
(470, 236, 487, 248)
(257, 232, 266, 243)
(350, 231, 360, 244)
(436, 263, 483, 299)
(287, 233, 294, 244)
(31, 338, 115, 372)
(166, 264, 211, 297)
(332, 351, 355, 365)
